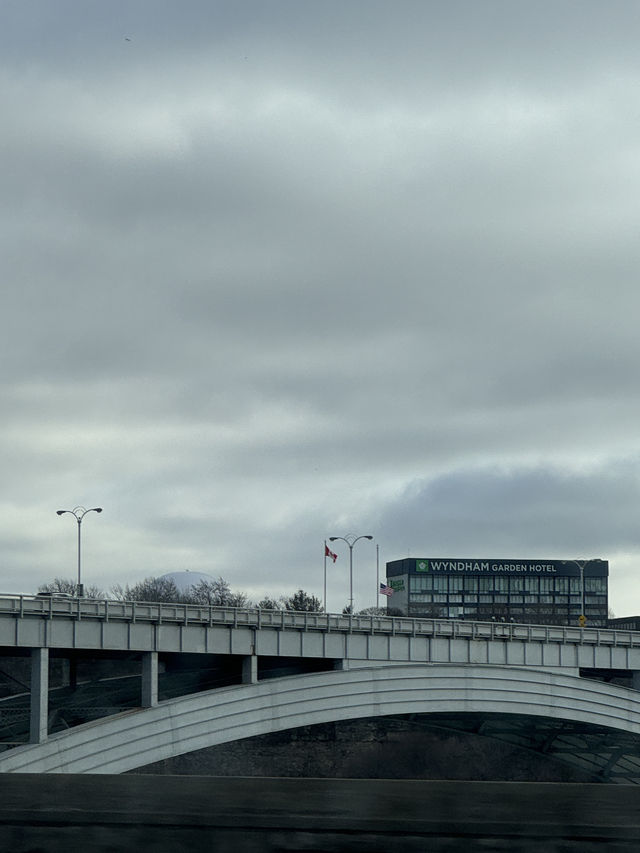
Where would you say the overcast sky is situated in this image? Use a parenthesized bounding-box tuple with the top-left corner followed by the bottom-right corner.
(2, 0, 640, 615)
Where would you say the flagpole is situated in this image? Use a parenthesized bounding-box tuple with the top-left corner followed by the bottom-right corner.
(376, 543, 379, 609)
(323, 540, 327, 612)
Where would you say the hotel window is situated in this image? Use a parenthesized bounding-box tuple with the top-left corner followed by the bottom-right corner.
(510, 577, 524, 593)
(540, 578, 553, 594)
(495, 577, 508, 593)
(554, 577, 568, 594)
(569, 577, 581, 594)
(463, 577, 479, 593)
(449, 576, 464, 593)
(585, 578, 606, 593)
(433, 576, 448, 592)
(524, 577, 539, 593)
(479, 576, 493, 593)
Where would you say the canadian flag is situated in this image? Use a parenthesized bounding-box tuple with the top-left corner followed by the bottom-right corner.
(325, 544, 338, 563)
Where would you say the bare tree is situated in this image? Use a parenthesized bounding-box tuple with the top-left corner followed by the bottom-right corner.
(257, 597, 282, 610)
(38, 578, 105, 598)
(111, 576, 183, 603)
(282, 590, 323, 612)
(189, 577, 250, 608)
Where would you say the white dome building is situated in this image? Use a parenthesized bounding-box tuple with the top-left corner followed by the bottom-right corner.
(159, 570, 217, 595)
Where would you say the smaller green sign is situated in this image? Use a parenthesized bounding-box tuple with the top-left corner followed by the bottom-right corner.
(389, 579, 405, 591)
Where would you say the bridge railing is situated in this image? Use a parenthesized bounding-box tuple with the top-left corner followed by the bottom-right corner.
(1, 595, 639, 649)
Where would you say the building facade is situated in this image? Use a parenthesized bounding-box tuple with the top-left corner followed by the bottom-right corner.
(608, 616, 640, 631)
(385, 557, 609, 627)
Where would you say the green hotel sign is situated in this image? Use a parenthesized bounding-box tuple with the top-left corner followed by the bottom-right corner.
(411, 558, 607, 576)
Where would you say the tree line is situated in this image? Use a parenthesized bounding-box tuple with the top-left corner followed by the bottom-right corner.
(38, 576, 400, 614)
(37, 576, 364, 613)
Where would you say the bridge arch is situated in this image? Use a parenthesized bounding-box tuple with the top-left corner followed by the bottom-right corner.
(1, 663, 640, 774)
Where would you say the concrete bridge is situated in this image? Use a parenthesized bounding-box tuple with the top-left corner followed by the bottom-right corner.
(1, 596, 640, 777)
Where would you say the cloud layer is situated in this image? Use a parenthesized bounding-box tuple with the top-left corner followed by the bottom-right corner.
(1, 1, 640, 616)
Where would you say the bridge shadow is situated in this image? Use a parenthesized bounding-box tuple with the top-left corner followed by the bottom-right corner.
(134, 711, 640, 784)
(0, 650, 336, 747)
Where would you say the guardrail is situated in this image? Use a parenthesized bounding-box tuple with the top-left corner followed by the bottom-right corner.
(0, 595, 638, 649)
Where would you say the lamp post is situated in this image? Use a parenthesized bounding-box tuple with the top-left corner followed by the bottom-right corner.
(565, 558, 604, 627)
(56, 506, 102, 597)
(329, 534, 373, 613)
(573, 559, 587, 626)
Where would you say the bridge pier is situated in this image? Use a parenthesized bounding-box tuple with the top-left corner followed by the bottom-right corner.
(142, 652, 158, 707)
(29, 647, 49, 744)
(242, 654, 258, 684)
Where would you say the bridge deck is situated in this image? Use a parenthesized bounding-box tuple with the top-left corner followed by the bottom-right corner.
(1, 595, 638, 648)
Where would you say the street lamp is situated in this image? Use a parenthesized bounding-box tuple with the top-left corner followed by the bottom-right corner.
(565, 558, 604, 627)
(329, 534, 373, 613)
(56, 506, 102, 597)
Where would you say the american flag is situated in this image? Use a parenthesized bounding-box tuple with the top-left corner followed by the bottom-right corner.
(380, 582, 394, 597)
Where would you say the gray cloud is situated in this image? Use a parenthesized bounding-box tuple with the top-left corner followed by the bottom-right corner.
(1, 1, 640, 616)
(378, 461, 640, 555)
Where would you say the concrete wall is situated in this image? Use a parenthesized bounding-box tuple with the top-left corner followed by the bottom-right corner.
(0, 775, 639, 852)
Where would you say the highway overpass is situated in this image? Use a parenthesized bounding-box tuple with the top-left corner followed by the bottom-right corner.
(1, 596, 640, 776)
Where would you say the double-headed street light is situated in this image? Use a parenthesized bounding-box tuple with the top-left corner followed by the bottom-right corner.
(329, 534, 373, 613)
(56, 506, 102, 597)
(564, 558, 605, 627)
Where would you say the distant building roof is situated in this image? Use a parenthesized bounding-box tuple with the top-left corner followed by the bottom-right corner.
(608, 616, 640, 630)
(159, 570, 216, 594)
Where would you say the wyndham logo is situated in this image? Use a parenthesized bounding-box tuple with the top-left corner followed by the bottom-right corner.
(416, 560, 429, 572)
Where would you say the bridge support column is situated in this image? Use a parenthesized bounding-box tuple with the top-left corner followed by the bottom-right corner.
(29, 647, 49, 744)
(632, 671, 640, 692)
(142, 652, 158, 708)
(242, 655, 258, 684)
